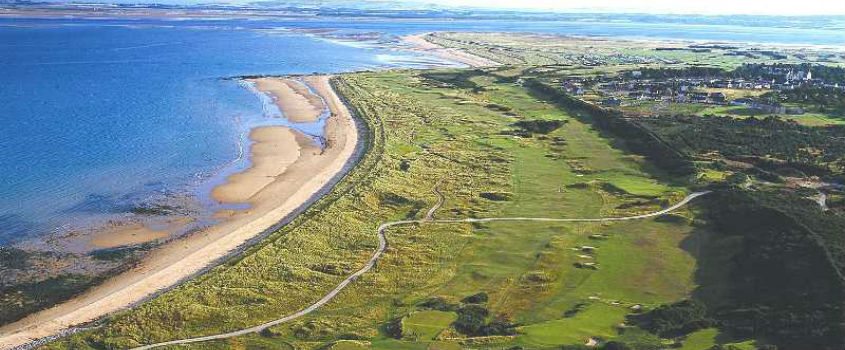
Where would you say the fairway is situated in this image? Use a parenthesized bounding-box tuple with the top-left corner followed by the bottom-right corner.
(1, 5, 843, 350)
(46, 69, 704, 350)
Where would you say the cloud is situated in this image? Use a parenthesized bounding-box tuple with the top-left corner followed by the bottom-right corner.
(420, 0, 845, 15)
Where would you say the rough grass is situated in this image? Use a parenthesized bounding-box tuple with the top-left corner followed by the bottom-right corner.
(43, 69, 699, 350)
(423, 31, 811, 69)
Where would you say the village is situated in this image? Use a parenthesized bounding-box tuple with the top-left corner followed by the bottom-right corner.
(551, 63, 845, 115)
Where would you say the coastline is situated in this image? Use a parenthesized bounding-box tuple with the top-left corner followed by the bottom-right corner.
(0, 75, 361, 350)
(402, 32, 501, 68)
(211, 126, 310, 204)
(249, 78, 324, 123)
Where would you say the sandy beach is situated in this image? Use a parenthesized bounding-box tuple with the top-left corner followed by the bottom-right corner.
(87, 222, 172, 249)
(403, 32, 501, 68)
(0, 75, 360, 349)
(251, 78, 324, 123)
(211, 127, 311, 203)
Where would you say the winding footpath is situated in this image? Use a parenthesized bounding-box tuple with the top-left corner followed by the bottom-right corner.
(128, 187, 709, 350)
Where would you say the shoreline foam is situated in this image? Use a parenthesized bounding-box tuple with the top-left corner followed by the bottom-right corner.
(0, 75, 361, 349)
(211, 126, 309, 204)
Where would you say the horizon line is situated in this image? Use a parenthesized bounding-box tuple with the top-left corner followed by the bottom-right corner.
(6, 0, 845, 16)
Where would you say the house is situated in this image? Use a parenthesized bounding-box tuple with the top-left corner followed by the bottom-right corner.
(563, 82, 584, 95)
(709, 92, 727, 103)
(711, 80, 731, 88)
(692, 93, 709, 102)
(731, 98, 754, 106)
(628, 91, 644, 99)
(601, 98, 622, 107)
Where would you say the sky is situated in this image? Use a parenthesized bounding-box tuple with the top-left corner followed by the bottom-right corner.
(26, 0, 845, 15)
(417, 0, 845, 15)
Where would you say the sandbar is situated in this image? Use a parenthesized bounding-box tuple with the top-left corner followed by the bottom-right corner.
(0, 75, 360, 349)
(250, 78, 324, 123)
(403, 32, 501, 68)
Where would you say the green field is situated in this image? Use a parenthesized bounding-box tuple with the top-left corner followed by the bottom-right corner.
(402, 310, 457, 341)
(422, 32, 804, 68)
(44, 69, 715, 350)
(695, 105, 845, 126)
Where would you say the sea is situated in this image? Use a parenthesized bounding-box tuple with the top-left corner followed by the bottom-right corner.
(1, 14, 843, 246)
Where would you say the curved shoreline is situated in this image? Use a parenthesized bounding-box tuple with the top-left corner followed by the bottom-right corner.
(0, 75, 365, 350)
(402, 32, 501, 68)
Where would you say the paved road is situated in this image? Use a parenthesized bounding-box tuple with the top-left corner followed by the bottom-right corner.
(128, 188, 710, 350)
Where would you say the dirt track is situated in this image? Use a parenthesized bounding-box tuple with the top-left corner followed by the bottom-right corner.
(126, 188, 710, 350)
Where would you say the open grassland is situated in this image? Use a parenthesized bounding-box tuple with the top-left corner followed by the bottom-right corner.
(695, 105, 845, 126)
(618, 102, 845, 127)
(421, 32, 841, 70)
(44, 69, 703, 350)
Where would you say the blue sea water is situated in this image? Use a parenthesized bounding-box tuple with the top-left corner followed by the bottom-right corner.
(0, 15, 843, 245)
(0, 19, 450, 244)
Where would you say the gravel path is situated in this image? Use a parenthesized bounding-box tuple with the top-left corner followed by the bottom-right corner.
(128, 188, 710, 350)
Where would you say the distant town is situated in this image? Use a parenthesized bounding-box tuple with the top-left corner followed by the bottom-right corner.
(546, 63, 845, 116)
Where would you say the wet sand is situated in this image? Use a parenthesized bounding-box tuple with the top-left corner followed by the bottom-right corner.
(250, 78, 324, 122)
(87, 222, 171, 249)
(402, 32, 501, 68)
(211, 126, 310, 204)
(84, 216, 197, 250)
(0, 75, 360, 349)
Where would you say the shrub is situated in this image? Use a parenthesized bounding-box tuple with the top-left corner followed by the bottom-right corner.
(453, 305, 517, 337)
(627, 299, 711, 338)
(461, 292, 489, 304)
(601, 341, 632, 350)
(563, 302, 588, 318)
(701, 189, 845, 349)
(453, 304, 489, 335)
(418, 297, 459, 311)
(383, 317, 403, 339)
(510, 119, 567, 135)
(480, 192, 512, 201)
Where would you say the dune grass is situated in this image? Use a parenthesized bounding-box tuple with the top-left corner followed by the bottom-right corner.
(44, 69, 699, 350)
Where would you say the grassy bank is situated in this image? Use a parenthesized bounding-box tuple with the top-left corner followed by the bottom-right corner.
(43, 70, 700, 350)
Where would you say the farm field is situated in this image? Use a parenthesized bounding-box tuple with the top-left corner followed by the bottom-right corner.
(43, 69, 712, 350)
